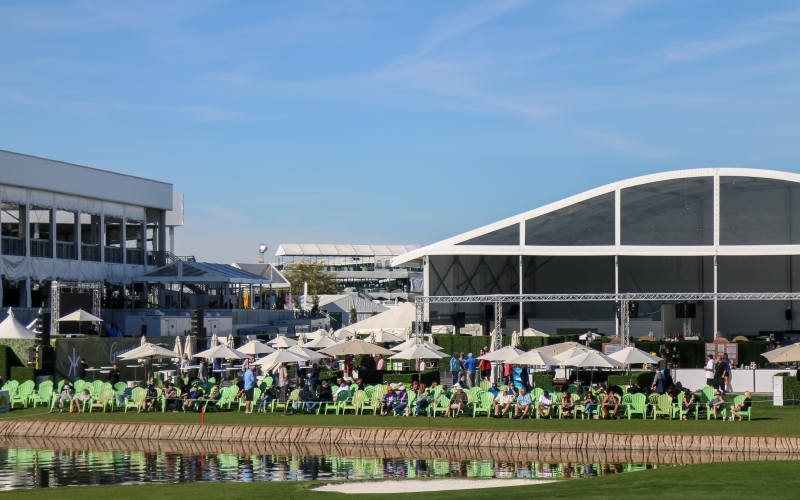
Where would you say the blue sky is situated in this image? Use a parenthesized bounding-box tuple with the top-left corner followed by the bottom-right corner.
(1, 1, 798, 263)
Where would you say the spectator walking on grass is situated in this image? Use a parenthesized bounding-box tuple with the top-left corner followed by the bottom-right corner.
(449, 353, 460, 387)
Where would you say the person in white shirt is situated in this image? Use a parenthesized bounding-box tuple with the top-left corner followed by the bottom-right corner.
(537, 390, 554, 418)
(704, 354, 715, 387)
(493, 387, 513, 418)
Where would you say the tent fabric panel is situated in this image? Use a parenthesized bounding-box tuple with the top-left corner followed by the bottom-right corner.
(1, 185, 27, 205)
(525, 192, 615, 246)
(351, 245, 374, 256)
(81, 198, 103, 216)
(103, 201, 124, 218)
(124, 205, 146, 223)
(55, 193, 81, 212)
(618, 256, 712, 293)
(458, 223, 519, 245)
(29, 189, 54, 208)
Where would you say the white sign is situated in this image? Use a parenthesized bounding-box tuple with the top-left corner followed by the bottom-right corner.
(774, 376, 784, 407)
(0, 390, 9, 413)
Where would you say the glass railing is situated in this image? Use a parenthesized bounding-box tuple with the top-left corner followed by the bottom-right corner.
(147, 250, 166, 267)
(1, 236, 25, 256)
(104, 246, 122, 263)
(126, 248, 143, 265)
(30, 239, 52, 258)
(81, 244, 100, 262)
(56, 242, 77, 260)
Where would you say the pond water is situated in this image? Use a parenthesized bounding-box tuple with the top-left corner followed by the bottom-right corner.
(0, 447, 667, 490)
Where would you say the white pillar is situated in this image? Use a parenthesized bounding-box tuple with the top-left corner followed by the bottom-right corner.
(713, 169, 720, 339)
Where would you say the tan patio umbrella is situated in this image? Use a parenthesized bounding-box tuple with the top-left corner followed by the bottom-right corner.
(510, 330, 521, 348)
(297, 332, 308, 347)
(194, 344, 247, 360)
(269, 335, 298, 348)
(478, 346, 525, 362)
(763, 344, 800, 364)
(303, 336, 340, 350)
(390, 338, 443, 352)
(237, 340, 275, 356)
(57, 309, 102, 335)
(287, 345, 327, 361)
(319, 339, 395, 357)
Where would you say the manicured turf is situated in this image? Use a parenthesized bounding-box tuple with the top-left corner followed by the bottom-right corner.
(3, 395, 797, 436)
(0, 460, 797, 499)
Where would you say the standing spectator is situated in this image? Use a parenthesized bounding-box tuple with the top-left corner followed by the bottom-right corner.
(244, 366, 256, 414)
(198, 359, 209, 384)
(449, 353, 460, 387)
(107, 364, 121, 386)
(704, 354, 715, 387)
(463, 353, 478, 388)
(344, 355, 354, 378)
(478, 348, 491, 380)
(713, 356, 727, 394)
(76, 358, 91, 381)
(278, 363, 289, 402)
(652, 368, 669, 394)
(376, 354, 385, 371)
(213, 358, 222, 383)
(307, 363, 319, 390)
(723, 353, 733, 393)
(493, 387, 513, 418)
(180, 354, 190, 378)
(503, 363, 513, 387)
(107, 323, 120, 338)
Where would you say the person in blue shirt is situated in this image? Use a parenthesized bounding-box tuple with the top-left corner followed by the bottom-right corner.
(462, 353, 478, 388)
(513, 388, 532, 419)
(244, 366, 256, 414)
(106, 323, 119, 337)
(487, 382, 499, 397)
(449, 353, 461, 387)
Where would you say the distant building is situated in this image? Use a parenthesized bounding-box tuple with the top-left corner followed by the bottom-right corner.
(275, 244, 423, 301)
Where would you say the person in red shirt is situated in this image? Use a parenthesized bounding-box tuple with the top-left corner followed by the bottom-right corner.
(478, 348, 491, 380)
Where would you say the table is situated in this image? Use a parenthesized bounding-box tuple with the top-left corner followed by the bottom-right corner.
(84, 368, 102, 381)
(159, 369, 177, 383)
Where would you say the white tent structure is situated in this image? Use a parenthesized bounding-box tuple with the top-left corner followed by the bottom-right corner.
(522, 328, 549, 337)
(194, 344, 248, 360)
(478, 346, 525, 362)
(269, 336, 298, 348)
(364, 330, 405, 344)
(304, 336, 340, 350)
(390, 338, 443, 352)
(346, 302, 416, 333)
(0, 308, 35, 339)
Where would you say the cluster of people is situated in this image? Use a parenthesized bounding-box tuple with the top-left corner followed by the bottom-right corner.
(704, 353, 734, 395)
(448, 350, 492, 388)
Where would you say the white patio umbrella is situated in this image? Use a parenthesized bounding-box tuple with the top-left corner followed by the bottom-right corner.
(537, 342, 591, 357)
(306, 329, 329, 340)
(506, 349, 560, 367)
(552, 345, 596, 362)
(478, 346, 525, 362)
(194, 344, 247, 360)
(510, 330, 521, 348)
(253, 349, 307, 367)
(579, 331, 601, 341)
(334, 328, 355, 340)
(226, 335, 235, 348)
(287, 345, 327, 361)
(184, 335, 195, 359)
(319, 339, 395, 357)
(120, 343, 180, 360)
(140, 334, 147, 346)
(210, 332, 219, 348)
(0, 308, 36, 339)
(303, 335, 340, 350)
(522, 328, 549, 337)
(608, 347, 662, 366)
(558, 350, 620, 369)
(364, 330, 404, 344)
(269, 335, 298, 348)
(390, 345, 447, 361)
(390, 338, 443, 352)
(57, 309, 102, 335)
(237, 340, 276, 356)
(172, 336, 183, 363)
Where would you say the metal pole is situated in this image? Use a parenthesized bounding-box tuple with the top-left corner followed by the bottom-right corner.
(621, 298, 630, 347)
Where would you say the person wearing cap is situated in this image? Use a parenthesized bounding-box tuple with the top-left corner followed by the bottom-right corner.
(513, 388, 532, 419)
(463, 353, 478, 388)
(244, 365, 256, 414)
(447, 385, 469, 417)
(537, 390, 553, 418)
(493, 387, 513, 418)
(380, 385, 397, 416)
(449, 352, 461, 387)
(392, 383, 408, 416)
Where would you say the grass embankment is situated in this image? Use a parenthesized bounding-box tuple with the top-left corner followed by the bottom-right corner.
(0, 460, 797, 499)
(3, 396, 796, 437)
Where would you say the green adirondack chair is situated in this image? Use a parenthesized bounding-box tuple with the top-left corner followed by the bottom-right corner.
(114, 382, 127, 394)
(359, 390, 381, 415)
(31, 385, 53, 408)
(341, 391, 365, 415)
(10, 386, 31, 409)
(125, 389, 147, 413)
(90, 389, 114, 412)
(473, 392, 495, 417)
(273, 389, 299, 413)
(652, 394, 673, 420)
(430, 396, 450, 417)
(626, 393, 647, 419)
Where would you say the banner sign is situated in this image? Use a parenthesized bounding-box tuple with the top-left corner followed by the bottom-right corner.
(0, 391, 9, 413)
(55, 338, 148, 382)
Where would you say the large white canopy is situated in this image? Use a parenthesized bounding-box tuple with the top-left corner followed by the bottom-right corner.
(608, 346, 662, 365)
(237, 340, 276, 356)
(119, 343, 178, 360)
(0, 309, 35, 339)
(347, 303, 416, 333)
(194, 345, 247, 360)
(319, 340, 395, 356)
(478, 346, 525, 362)
(390, 345, 447, 360)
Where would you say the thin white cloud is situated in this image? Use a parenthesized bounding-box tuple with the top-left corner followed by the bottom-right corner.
(665, 33, 770, 61)
(574, 128, 673, 159)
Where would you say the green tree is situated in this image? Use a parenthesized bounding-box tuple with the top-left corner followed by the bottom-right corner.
(283, 261, 338, 296)
(349, 307, 358, 324)
(311, 293, 320, 314)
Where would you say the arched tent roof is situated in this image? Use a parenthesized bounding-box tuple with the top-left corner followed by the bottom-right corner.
(0, 308, 36, 339)
(393, 168, 800, 266)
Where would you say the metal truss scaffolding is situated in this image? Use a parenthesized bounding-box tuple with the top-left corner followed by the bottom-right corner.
(51, 281, 102, 336)
(415, 292, 800, 347)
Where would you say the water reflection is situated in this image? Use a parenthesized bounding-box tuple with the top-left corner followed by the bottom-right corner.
(0, 447, 668, 490)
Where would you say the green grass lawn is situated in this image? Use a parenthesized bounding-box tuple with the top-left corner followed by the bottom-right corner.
(0, 460, 797, 499)
(3, 396, 797, 437)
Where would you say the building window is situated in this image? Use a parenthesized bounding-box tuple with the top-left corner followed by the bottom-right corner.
(621, 177, 713, 245)
(458, 223, 519, 245)
(720, 177, 800, 245)
(525, 192, 615, 246)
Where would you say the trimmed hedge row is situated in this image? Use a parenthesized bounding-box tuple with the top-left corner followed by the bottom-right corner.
(9, 367, 35, 384)
(532, 371, 554, 389)
(0, 345, 26, 382)
(381, 370, 440, 387)
(607, 371, 656, 388)
(778, 374, 800, 401)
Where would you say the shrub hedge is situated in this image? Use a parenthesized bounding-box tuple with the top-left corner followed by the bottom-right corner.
(779, 374, 800, 401)
(607, 371, 655, 389)
(381, 369, 440, 387)
(0, 345, 26, 382)
(532, 371, 554, 389)
(9, 366, 35, 384)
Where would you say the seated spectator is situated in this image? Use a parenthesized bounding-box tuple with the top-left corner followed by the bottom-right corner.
(70, 389, 92, 413)
(293, 385, 317, 414)
(414, 388, 433, 416)
(380, 386, 397, 416)
(143, 384, 159, 412)
(583, 392, 597, 419)
(602, 390, 620, 419)
(392, 383, 408, 416)
(353, 377, 365, 391)
(234, 375, 245, 401)
(493, 387, 513, 418)
(729, 391, 752, 421)
(116, 381, 137, 408)
(163, 382, 180, 412)
(679, 390, 695, 420)
(182, 384, 205, 412)
(487, 382, 499, 398)
(333, 381, 350, 403)
(537, 390, 554, 418)
(708, 390, 726, 419)
(448, 385, 469, 417)
(560, 390, 575, 418)
(318, 381, 334, 403)
(513, 388, 532, 419)
(574, 384, 584, 398)
(409, 380, 420, 394)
